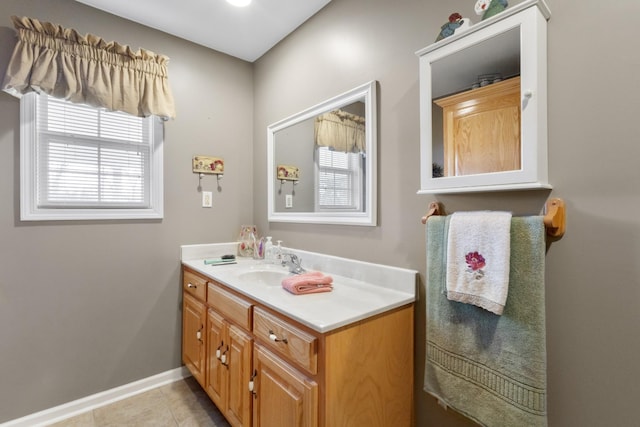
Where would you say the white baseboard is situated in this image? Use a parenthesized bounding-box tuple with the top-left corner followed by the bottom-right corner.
(1, 367, 191, 427)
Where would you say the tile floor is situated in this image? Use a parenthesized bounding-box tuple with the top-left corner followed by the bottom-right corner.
(49, 377, 231, 427)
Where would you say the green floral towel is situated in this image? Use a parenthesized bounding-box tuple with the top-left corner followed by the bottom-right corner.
(424, 216, 547, 427)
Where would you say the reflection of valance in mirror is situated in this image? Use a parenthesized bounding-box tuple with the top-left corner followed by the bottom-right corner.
(2, 16, 176, 119)
(314, 110, 366, 153)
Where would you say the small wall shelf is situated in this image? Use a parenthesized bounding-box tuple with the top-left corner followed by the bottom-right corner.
(416, 0, 551, 194)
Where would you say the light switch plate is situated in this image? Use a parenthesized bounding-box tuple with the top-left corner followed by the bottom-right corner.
(202, 191, 213, 208)
(285, 194, 293, 208)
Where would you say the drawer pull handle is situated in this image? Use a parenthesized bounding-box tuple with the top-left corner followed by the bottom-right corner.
(249, 370, 257, 397)
(221, 345, 229, 366)
(216, 341, 224, 359)
(187, 283, 197, 289)
(268, 330, 288, 344)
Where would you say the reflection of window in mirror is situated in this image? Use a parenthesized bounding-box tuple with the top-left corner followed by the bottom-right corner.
(316, 148, 363, 211)
(313, 101, 366, 212)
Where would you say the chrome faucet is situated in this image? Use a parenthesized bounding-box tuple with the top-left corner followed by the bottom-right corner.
(281, 253, 305, 274)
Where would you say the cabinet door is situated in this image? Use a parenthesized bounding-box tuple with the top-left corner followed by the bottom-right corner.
(206, 309, 227, 410)
(253, 345, 318, 427)
(226, 325, 253, 427)
(182, 292, 206, 387)
(417, 1, 550, 193)
(437, 77, 521, 177)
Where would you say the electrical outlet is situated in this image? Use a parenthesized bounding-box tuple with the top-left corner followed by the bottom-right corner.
(285, 194, 293, 208)
(202, 191, 212, 208)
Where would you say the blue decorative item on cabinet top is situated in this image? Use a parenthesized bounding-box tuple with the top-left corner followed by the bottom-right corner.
(435, 13, 472, 42)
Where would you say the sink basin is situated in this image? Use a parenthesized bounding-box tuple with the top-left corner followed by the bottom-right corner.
(236, 269, 290, 286)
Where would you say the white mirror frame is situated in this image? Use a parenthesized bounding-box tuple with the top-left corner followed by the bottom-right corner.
(267, 81, 377, 226)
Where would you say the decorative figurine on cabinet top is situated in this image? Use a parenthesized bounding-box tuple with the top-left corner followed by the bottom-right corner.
(435, 13, 472, 42)
(475, 0, 508, 21)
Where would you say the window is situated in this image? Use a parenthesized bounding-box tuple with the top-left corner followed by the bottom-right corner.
(20, 92, 163, 220)
(316, 147, 364, 211)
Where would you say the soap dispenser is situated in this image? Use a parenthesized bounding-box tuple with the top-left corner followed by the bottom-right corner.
(264, 236, 275, 263)
(275, 240, 283, 264)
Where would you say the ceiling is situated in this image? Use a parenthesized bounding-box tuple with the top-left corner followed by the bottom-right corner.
(74, 0, 332, 62)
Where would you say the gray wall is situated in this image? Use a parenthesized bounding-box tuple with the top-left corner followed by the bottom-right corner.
(273, 118, 315, 212)
(254, 0, 639, 426)
(0, 0, 253, 422)
(1, 0, 639, 426)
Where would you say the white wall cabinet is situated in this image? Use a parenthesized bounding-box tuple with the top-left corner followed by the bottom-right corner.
(416, 0, 551, 193)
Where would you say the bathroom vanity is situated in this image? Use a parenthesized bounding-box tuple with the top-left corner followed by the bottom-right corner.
(181, 244, 417, 427)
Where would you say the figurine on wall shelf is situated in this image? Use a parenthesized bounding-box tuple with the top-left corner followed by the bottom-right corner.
(435, 13, 472, 42)
(475, 0, 508, 21)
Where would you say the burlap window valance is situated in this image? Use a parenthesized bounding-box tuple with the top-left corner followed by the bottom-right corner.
(314, 109, 366, 153)
(2, 15, 176, 119)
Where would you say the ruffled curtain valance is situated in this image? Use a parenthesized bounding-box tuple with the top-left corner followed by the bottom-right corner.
(2, 16, 176, 119)
(314, 109, 366, 153)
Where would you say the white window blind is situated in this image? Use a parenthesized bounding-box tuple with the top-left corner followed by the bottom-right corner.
(317, 147, 363, 210)
(20, 92, 164, 220)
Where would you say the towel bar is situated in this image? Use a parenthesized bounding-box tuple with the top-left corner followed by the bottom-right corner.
(421, 198, 566, 239)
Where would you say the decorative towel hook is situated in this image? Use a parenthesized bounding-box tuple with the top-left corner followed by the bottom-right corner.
(420, 198, 566, 240)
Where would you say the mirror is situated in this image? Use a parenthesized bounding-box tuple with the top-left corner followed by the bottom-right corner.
(431, 27, 521, 179)
(417, 2, 550, 193)
(268, 81, 377, 226)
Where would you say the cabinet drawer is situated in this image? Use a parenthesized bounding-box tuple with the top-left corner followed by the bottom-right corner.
(207, 283, 253, 330)
(253, 307, 317, 374)
(183, 269, 207, 301)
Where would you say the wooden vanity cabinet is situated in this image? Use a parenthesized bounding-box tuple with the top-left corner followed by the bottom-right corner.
(251, 304, 414, 427)
(435, 76, 521, 177)
(182, 271, 207, 387)
(181, 266, 414, 427)
(252, 344, 318, 427)
(206, 282, 254, 427)
(206, 309, 253, 427)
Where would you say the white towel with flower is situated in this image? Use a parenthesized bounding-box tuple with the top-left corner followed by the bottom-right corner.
(446, 211, 512, 315)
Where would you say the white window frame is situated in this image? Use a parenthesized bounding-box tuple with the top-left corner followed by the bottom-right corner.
(20, 92, 164, 221)
(315, 147, 364, 212)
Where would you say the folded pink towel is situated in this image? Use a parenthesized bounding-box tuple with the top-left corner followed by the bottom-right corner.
(281, 271, 333, 295)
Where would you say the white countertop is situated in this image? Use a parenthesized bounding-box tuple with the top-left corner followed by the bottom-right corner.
(181, 243, 417, 333)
